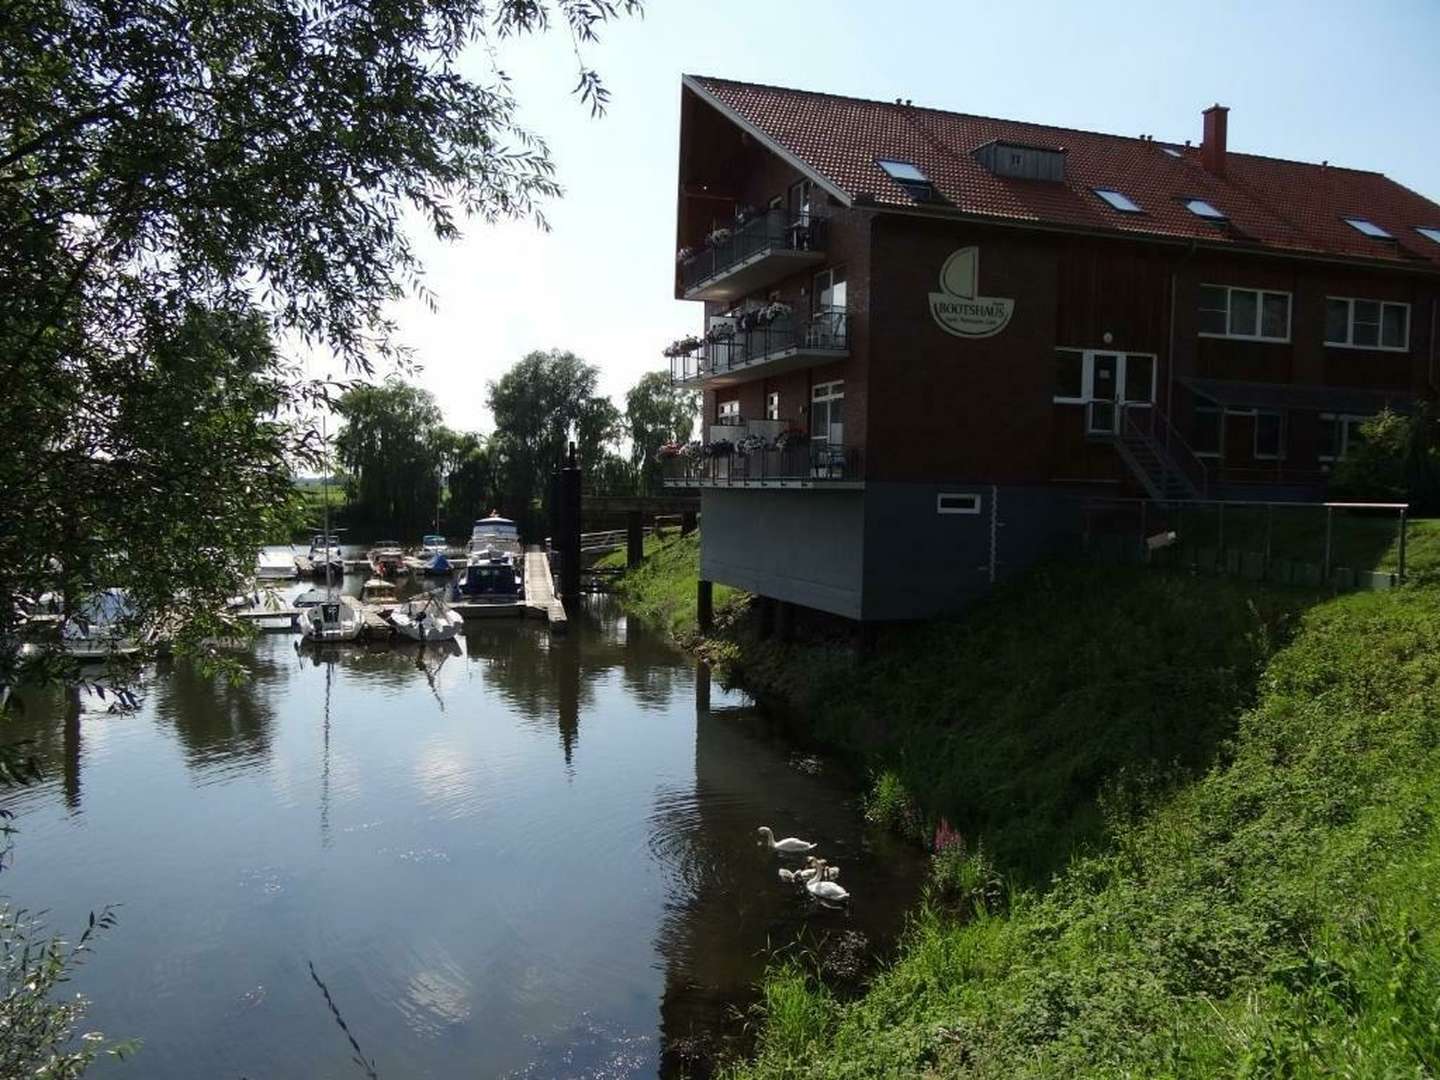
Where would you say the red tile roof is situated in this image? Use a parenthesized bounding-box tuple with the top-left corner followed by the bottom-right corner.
(686, 75, 1440, 270)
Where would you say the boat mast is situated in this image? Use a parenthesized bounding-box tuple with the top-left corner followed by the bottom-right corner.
(321, 414, 334, 593)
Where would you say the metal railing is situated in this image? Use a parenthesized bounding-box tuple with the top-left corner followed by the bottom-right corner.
(679, 209, 828, 294)
(1118, 401, 1211, 497)
(671, 311, 850, 383)
(662, 444, 864, 486)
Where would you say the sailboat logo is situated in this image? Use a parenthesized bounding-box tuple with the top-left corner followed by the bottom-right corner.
(929, 247, 1015, 338)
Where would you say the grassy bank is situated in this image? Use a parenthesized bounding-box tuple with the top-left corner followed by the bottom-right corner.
(609, 533, 1440, 1076)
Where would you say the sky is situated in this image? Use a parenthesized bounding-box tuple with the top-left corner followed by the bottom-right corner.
(352, 0, 1440, 434)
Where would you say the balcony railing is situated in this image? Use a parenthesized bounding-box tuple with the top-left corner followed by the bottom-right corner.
(679, 209, 828, 300)
(671, 311, 850, 386)
(661, 443, 864, 488)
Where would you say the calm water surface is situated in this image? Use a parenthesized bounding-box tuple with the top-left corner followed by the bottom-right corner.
(5, 576, 924, 1078)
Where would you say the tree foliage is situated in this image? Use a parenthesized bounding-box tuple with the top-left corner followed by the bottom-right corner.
(624, 371, 697, 493)
(1, 0, 638, 685)
(1333, 406, 1440, 511)
(334, 382, 448, 534)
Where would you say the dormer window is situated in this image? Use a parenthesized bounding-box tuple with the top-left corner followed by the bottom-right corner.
(1418, 226, 1440, 245)
(1345, 217, 1392, 239)
(1185, 198, 1226, 220)
(877, 159, 936, 202)
(1094, 188, 1143, 213)
(972, 139, 1066, 181)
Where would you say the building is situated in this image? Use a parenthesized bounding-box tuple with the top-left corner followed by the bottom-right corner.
(663, 75, 1440, 622)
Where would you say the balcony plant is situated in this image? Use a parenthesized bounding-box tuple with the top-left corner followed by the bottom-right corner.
(679, 440, 702, 459)
(736, 433, 769, 456)
(756, 300, 792, 325)
(775, 427, 806, 450)
(662, 335, 703, 358)
(703, 438, 734, 458)
(703, 323, 734, 344)
(675, 246, 695, 265)
(705, 225, 731, 247)
(654, 441, 684, 462)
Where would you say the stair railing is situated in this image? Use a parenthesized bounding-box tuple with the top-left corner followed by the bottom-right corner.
(1119, 402, 1210, 499)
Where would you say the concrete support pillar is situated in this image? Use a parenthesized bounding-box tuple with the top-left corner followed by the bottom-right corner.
(556, 443, 582, 603)
(697, 579, 714, 634)
(626, 509, 644, 568)
(681, 509, 698, 537)
(758, 596, 776, 639)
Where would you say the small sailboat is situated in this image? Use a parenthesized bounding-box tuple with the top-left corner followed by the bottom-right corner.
(298, 595, 364, 642)
(390, 590, 464, 642)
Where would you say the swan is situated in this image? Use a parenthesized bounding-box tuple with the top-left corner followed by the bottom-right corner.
(778, 868, 800, 885)
(805, 861, 850, 903)
(756, 826, 816, 854)
(798, 858, 840, 882)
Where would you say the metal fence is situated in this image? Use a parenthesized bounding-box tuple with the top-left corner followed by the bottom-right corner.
(678, 208, 828, 294)
(662, 444, 864, 486)
(670, 311, 849, 384)
(1081, 498, 1411, 590)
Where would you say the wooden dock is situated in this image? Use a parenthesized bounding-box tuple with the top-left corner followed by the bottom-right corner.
(523, 546, 567, 633)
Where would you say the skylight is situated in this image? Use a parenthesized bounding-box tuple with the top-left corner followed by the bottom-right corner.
(1094, 188, 1143, 213)
(1160, 146, 1183, 159)
(1345, 217, 1392, 239)
(1418, 226, 1440, 245)
(878, 159, 929, 183)
(1185, 198, 1226, 220)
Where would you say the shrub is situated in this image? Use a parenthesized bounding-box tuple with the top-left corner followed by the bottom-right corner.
(863, 770, 923, 841)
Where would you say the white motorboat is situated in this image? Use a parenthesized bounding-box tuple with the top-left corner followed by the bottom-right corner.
(389, 590, 464, 643)
(367, 540, 407, 579)
(306, 532, 345, 579)
(256, 547, 299, 580)
(298, 595, 364, 642)
(466, 515, 522, 567)
(361, 577, 398, 604)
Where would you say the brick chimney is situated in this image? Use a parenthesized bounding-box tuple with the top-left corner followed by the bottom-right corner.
(1201, 104, 1229, 176)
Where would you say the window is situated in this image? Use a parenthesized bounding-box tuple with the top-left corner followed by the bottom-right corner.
(1345, 217, 1392, 239)
(1194, 406, 1222, 457)
(1054, 349, 1085, 402)
(1160, 146, 1183, 158)
(1198, 285, 1291, 342)
(878, 159, 928, 182)
(1254, 411, 1285, 460)
(718, 399, 740, 422)
(811, 381, 844, 447)
(1185, 198, 1226, 219)
(788, 179, 812, 225)
(1094, 188, 1143, 213)
(1325, 297, 1409, 350)
(813, 266, 847, 313)
(1418, 226, 1440, 245)
(765, 392, 781, 421)
(937, 493, 982, 515)
(1319, 414, 1371, 461)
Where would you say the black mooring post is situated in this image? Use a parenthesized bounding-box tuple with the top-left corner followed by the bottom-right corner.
(626, 509, 644, 568)
(558, 443, 582, 603)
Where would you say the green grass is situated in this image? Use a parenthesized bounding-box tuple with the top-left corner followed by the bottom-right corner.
(604, 530, 1440, 1077)
(723, 584, 1440, 1078)
(596, 532, 742, 638)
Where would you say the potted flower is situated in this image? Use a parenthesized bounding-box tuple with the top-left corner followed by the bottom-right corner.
(662, 334, 704, 358)
(675, 246, 695, 265)
(757, 300, 792, 325)
(706, 226, 731, 247)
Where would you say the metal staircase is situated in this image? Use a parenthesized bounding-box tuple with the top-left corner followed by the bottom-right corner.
(1112, 403, 1208, 503)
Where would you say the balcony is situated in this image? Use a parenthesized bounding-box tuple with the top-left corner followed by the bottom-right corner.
(661, 438, 864, 490)
(670, 311, 850, 388)
(679, 209, 828, 301)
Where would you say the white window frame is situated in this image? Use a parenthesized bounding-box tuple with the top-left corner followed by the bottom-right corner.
(1251, 410, 1286, 461)
(1051, 349, 1157, 406)
(1318, 413, 1371, 462)
(1198, 284, 1292, 343)
(1418, 226, 1440, 245)
(1324, 296, 1410, 352)
(937, 493, 982, 516)
(813, 266, 847, 314)
(1094, 188, 1143, 213)
(765, 391, 781, 420)
(718, 399, 740, 420)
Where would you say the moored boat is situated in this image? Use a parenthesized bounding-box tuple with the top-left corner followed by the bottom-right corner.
(389, 590, 465, 642)
(59, 589, 146, 659)
(256, 547, 299, 580)
(306, 532, 345, 579)
(298, 595, 364, 642)
(361, 577, 398, 605)
(418, 534, 452, 575)
(368, 540, 407, 579)
(453, 562, 523, 604)
(466, 515, 521, 567)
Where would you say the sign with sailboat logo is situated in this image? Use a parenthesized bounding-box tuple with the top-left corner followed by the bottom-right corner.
(929, 247, 1014, 338)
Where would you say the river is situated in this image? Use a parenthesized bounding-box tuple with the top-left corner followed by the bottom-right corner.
(3, 569, 925, 1078)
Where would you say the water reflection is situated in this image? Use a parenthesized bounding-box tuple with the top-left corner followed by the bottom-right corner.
(0, 595, 924, 1079)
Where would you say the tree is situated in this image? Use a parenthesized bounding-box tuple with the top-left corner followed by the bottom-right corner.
(1, 0, 639, 685)
(444, 431, 503, 529)
(486, 350, 621, 530)
(624, 372, 698, 492)
(333, 383, 448, 534)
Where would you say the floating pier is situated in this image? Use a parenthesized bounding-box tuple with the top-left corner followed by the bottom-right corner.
(523, 546, 567, 633)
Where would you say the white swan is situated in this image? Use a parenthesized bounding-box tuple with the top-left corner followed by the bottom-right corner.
(797, 857, 840, 882)
(805, 861, 850, 903)
(757, 826, 816, 854)
(778, 868, 799, 885)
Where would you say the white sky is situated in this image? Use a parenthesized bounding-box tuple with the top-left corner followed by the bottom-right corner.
(330, 0, 1440, 434)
